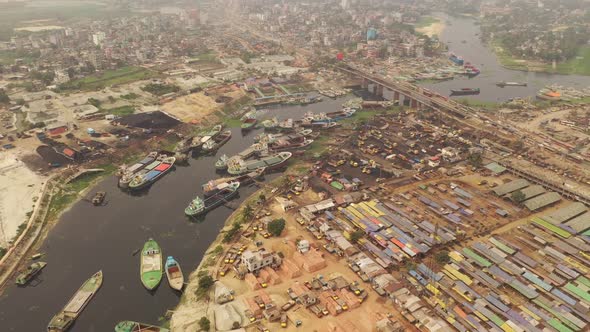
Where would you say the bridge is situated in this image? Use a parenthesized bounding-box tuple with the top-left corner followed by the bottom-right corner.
(335, 64, 475, 118)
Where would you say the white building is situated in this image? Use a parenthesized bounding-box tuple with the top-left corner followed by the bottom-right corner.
(241, 250, 279, 273)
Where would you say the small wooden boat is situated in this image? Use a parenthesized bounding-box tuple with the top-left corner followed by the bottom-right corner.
(165, 256, 184, 291)
(115, 321, 169, 332)
(92, 191, 106, 206)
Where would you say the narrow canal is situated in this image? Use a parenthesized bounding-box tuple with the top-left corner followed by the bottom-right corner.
(419, 13, 590, 102)
(0, 96, 350, 331)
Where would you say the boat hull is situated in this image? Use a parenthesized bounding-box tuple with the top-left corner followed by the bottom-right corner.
(140, 239, 162, 290)
(128, 157, 176, 191)
(185, 184, 240, 216)
(165, 257, 184, 291)
(16, 262, 47, 285)
(450, 89, 480, 96)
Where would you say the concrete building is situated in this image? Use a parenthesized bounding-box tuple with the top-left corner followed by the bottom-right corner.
(241, 250, 280, 274)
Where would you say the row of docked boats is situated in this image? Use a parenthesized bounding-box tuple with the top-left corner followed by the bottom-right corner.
(140, 238, 184, 291)
(260, 108, 355, 132)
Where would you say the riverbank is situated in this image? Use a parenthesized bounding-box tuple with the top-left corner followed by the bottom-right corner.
(415, 16, 445, 37)
(492, 40, 590, 76)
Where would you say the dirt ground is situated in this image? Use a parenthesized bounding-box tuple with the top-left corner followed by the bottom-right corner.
(161, 88, 246, 123)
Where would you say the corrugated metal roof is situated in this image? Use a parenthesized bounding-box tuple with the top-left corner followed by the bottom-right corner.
(544, 202, 587, 224)
(565, 212, 590, 233)
(523, 192, 562, 211)
(485, 162, 507, 174)
(493, 179, 530, 196)
(518, 185, 546, 200)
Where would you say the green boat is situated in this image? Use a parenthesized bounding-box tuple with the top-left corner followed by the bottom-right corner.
(115, 321, 169, 332)
(185, 182, 240, 216)
(140, 239, 162, 290)
(16, 261, 47, 285)
(241, 118, 257, 130)
(215, 154, 229, 170)
(47, 271, 103, 332)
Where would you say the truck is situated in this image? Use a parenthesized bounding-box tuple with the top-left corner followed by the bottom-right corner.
(281, 300, 296, 311)
(280, 313, 288, 328)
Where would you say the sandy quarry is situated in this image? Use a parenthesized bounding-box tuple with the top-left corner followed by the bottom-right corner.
(161, 92, 222, 123)
(0, 152, 46, 247)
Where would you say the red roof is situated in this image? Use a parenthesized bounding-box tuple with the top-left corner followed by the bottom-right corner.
(63, 148, 75, 157)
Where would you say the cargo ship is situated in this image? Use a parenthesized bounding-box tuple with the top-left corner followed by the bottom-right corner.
(115, 321, 169, 332)
(15, 261, 47, 286)
(165, 256, 184, 291)
(227, 151, 292, 175)
(203, 167, 265, 196)
(47, 271, 103, 332)
(118, 152, 158, 188)
(449, 53, 464, 65)
(269, 134, 313, 152)
(301, 108, 355, 125)
(202, 130, 232, 152)
(140, 238, 162, 290)
(450, 88, 480, 96)
(215, 154, 229, 170)
(185, 182, 240, 216)
(128, 156, 175, 191)
(496, 81, 527, 87)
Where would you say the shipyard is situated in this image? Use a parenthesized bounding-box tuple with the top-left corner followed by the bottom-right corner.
(0, 0, 589, 331)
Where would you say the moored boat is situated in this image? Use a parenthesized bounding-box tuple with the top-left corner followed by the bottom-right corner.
(16, 261, 47, 286)
(241, 118, 257, 130)
(301, 108, 355, 125)
(261, 117, 279, 130)
(536, 90, 561, 101)
(215, 154, 229, 170)
(450, 88, 480, 96)
(165, 256, 184, 291)
(203, 167, 265, 195)
(202, 130, 232, 152)
(449, 53, 464, 65)
(92, 191, 106, 206)
(269, 134, 313, 152)
(227, 151, 292, 175)
(115, 321, 169, 332)
(496, 81, 527, 87)
(185, 182, 240, 216)
(47, 271, 103, 332)
(118, 152, 158, 188)
(140, 239, 162, 290)
(128, 156, 176, 191)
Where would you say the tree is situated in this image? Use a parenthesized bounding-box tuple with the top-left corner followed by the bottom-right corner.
(88, 98, 101, 108)
(198, 275, 214, 291)
(468, 152, 483, 168)
(435, 251, 450, 265)
(349, 230, 364, 244)
(511, 190, 526, 203)
(268, 218, 286, 237)
(242, 204, 253, 221)
(198, 316, 210, 331)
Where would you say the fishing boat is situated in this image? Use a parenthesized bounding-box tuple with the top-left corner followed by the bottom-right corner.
(227, 151, 292, 175)
(140, 239, 162, 290)
(203, 167, 265, 195)
(165, 256, 184, 291)
(185, 182, 240, 216)
(92, 191, 106, 206)
(115, 321, 169, 332)
(118, 152, 158, 188)
(16, 261, 47, 286)
(128, 156, 176, 191)
(215, 154, 229, 170)
(450, 88, 480, 96)
(202, 130, 232, 152)
(496, 81, 527, 87)
(241, 118, 258, 130)
(47, 271, 103, 332)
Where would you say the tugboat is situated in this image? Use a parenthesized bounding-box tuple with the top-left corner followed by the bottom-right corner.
(140, 239, 162, 290)
(115, 321, 169, 332)
(185, 182, 240, 217)
(165, 256, 184, 291)
(92, 192, 106, 206)
(15, 261, 47, 286)
(202, 130, 232, 153)
(450, 88, 480, 96)
(47, 271, 103, 332)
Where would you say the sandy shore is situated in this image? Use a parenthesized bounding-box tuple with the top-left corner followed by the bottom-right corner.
(416, 20, 446, 38)
(0, 153, 46, 247)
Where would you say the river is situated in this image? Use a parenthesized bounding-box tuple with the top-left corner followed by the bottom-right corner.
(0, 96, 350, 331)
(419, 13, 590, 102)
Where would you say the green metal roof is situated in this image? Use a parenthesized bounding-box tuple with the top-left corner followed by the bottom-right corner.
(462, 248, 492, 268)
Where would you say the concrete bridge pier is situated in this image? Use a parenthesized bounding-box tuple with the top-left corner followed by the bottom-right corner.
(410, 98, 418, 109)
(375, 85, 384, 98)
(393, 91, 400, 104)
(361, 78, 369, 89)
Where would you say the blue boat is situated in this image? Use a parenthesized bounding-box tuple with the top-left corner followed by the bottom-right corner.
(449, 53, 464, 65)
(165, 256, 184, 291)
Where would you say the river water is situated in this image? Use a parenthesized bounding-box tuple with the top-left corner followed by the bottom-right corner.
(0, 97, 349, 331)
(419, 14, 590, 102)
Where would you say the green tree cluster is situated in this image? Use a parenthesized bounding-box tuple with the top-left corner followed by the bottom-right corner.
(268, 218, 286, 237)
